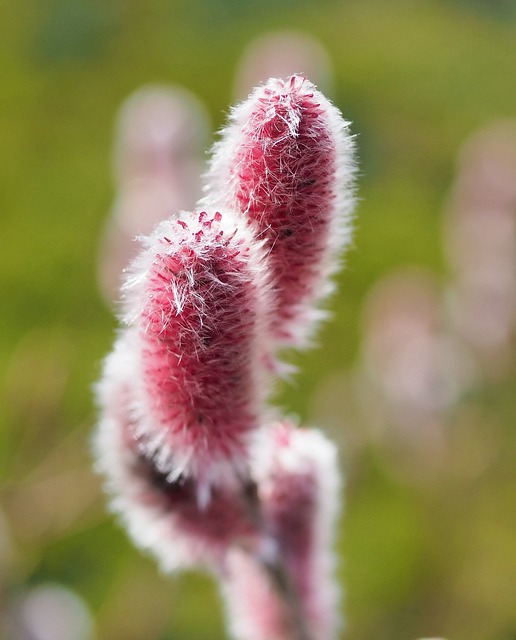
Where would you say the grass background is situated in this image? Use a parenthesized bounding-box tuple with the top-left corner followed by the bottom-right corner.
(1, 1, 516, 638)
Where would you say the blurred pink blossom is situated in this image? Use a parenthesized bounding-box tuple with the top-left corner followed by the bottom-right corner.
(233, 30, 334, 100)
(444, 122, 516, 374)
(98, 86, 209, 302)
(357, 269, 475, 478)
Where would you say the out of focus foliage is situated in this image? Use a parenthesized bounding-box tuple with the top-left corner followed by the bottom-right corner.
(1, 1, 515, 639)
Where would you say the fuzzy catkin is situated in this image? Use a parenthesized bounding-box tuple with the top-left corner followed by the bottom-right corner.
(93, 340, 259, 571)
(221, 422, 342, 640)
(202, 75, 356, 350)
(117, 210, 271, 492)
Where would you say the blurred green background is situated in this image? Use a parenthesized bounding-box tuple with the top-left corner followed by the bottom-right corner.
(1, 1, 516, 639)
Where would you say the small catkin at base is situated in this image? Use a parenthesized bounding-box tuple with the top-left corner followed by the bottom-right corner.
(220, 421, 342, 640)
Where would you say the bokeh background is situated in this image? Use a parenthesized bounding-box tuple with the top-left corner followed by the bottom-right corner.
(1, 1, 516, 639)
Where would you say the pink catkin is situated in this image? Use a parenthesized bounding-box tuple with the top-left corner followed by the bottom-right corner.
(118, 210, 271, 492)
(93, 340, 259, 571)
(94, 77, 349, 629)
(221, 422, 342, 640)
(203, 75, 356, 350)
